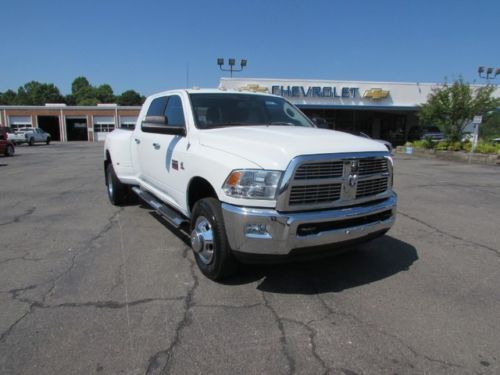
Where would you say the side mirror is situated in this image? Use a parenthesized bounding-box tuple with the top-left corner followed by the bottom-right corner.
(142, 116, 186, 136)
(144, 116, 167, 125)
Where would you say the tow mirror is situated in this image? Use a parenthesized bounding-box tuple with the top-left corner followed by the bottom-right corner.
(142, 116, 186, 136)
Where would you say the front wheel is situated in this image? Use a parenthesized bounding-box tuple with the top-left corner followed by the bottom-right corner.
(28, 137, 34, 146)
(5, 144, 15, 157)
(46, 137, 51, 145)
(190, 198, 237, 280)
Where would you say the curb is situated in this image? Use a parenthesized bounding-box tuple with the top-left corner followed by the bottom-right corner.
(396, 147, 500, 166)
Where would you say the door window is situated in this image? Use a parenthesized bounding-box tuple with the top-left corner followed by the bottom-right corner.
(164, 96, 185, 127)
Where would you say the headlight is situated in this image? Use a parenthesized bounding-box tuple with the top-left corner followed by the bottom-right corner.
(223, 169, 282, 200)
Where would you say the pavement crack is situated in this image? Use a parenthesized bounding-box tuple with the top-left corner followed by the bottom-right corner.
(261, 292, 296, 375)
(146, 246, 199, 375)
(193, 303, 262, 310)
(282, 318, 329, 375)
(398, 210, 500, 257)
(314, 291, 464, 370)
(0, 207, 36, 226)
(0, 255, 44, 266)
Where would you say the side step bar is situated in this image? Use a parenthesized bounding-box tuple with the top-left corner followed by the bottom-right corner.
(131, 187, 188, 228)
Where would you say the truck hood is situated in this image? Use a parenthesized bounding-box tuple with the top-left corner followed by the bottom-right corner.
(198, 126, 387, 170)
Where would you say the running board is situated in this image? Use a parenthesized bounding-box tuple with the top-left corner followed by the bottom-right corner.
(131, 187, 188, 228)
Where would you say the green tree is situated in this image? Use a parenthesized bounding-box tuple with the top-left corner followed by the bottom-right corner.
(0, 89, 17, 104)
(71, 76, 95, 105)
(117, 90, 144, 106)
(14, 81, 64, 105)
(479, 111, 500, 141)
(418, 79, 500, 142)
(95, 84, 115, 103)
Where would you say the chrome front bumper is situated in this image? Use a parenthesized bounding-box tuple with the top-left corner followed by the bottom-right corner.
(222, 192, 397, 256)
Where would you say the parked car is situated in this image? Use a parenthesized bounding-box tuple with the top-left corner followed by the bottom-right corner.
(420, 126, 445, 141)
(14, 127, 51, 145)
(0, 127, 15, 156)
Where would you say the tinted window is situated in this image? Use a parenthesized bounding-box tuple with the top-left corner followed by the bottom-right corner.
(146, 96, 169, 117)
(165, 96, 185, 127)
(189, 93, 313, 129)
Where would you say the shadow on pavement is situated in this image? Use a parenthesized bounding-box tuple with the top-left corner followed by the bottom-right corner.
(225, 235, 418, 294)
(148, 208, 418, 294)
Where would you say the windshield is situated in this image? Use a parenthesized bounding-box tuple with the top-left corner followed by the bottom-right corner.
(189, 93, 314, 129)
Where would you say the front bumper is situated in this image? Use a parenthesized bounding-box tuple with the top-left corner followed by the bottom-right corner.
(222, 192, 397, 256)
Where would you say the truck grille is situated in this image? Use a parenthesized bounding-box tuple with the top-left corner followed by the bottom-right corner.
(359, 158, 388, 175)
(289, 183, 341, 206)
(281, 154, 392, 211)
(356, 177, 389, 198)
(294, 161, 343, 180)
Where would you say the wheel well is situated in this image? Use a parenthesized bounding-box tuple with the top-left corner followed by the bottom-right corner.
(188, 177, 217, 212)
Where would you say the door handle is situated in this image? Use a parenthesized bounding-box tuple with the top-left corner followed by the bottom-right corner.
(134, 138, 141, 144)
(152, 143, 160, 150)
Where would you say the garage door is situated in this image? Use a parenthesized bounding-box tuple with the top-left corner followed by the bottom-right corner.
(93, 116, 115, 141)
(9, 116, 32, 130)
(120, 116, 137, 130)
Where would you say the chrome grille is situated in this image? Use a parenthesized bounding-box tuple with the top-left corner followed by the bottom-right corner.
(289, 183, 341, 206)
(356, 177, 388, 198)
(278, 153, 392, 211)
(359, 158, 388, 175)
(294, 161, 343, 180)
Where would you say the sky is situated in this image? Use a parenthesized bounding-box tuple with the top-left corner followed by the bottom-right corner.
(1, 0, 499, 96)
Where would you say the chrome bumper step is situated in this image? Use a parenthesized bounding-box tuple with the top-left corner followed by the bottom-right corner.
(131, 187, 188, 228)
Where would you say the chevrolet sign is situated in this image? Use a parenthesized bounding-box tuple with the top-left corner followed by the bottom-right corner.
(363, 88, 390, 100)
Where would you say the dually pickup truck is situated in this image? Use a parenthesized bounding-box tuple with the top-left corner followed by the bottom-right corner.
(104, 89, 397, 280)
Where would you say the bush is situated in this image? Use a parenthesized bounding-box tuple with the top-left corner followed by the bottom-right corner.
(475, 142, 499, 154)
(447, 142, 462, 151)
(422, 137, 435, 149)
(435, 141, 449, 151)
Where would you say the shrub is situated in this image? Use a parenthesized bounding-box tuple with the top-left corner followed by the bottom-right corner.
(447, 142, 462, 151)
(422, 137, 435, 149)
(435, 141, 449, 151)
(475, 142, 498, 154)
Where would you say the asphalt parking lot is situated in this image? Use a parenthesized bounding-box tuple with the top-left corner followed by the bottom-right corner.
(1, 142, 499, 375)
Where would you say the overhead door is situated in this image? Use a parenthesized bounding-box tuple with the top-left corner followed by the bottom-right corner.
(120, 116, 137, 130)
(9, 116, 32, 130)
(93, 116, 115, 141)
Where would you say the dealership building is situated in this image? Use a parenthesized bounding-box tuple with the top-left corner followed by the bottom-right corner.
(1, 78, 498, 145)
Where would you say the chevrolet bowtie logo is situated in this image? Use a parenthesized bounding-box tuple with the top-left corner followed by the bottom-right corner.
(237, 84, 269, 93)
(363, 88, 390, 100)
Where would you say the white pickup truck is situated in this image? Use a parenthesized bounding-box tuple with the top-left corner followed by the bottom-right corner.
(11, 127, 51, 145)
(104, 89, 397, 280)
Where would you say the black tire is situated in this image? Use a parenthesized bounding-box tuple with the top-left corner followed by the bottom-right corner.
(5, 144, 15, 157)
(106, 162, 130, 206)
(190, 198, 237, 280)
(46, 137, 51, 145)
(28, 137, 34, 146)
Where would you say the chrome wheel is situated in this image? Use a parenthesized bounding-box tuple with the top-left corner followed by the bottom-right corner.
(191, 216, 215, 265)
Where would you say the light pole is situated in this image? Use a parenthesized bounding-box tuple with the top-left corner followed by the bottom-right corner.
(217, 58, 247, 77)
(478, 66, 500, 81)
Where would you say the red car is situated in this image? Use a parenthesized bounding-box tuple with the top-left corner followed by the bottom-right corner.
(0, 127, 15, 156)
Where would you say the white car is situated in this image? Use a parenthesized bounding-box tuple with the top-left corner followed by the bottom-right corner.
(14, 127, 51, 145)
(104, 89, 397, 280)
